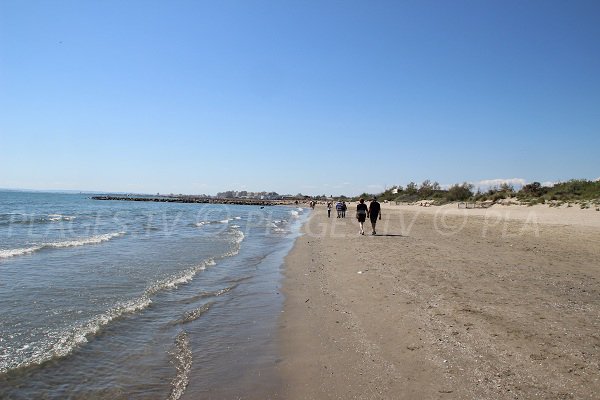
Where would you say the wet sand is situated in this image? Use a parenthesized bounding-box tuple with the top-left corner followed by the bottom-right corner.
(278, 204, 600, 399)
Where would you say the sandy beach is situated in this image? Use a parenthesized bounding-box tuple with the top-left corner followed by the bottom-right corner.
(278, 203, 600, 399)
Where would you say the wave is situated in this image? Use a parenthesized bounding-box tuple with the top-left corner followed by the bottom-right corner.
(0, 295, 152, 374)
(221, 228, 245, 258)
(0, 213, 76, 226)
(270, 219, 290, 234)
(0, 223, 248, 373)
(194, 217, 241, 227)
(178, 283, 240, 304)
(47, 214, 76, 222)
(146, 259, 216, 296)
(0, 232, 126, 259)
(46, 232, 125, 248)
(168, 331, 192, 400)
(0, 258, 215, 374)
(177, 302, 214, 324)
(0, 246, 41, 258)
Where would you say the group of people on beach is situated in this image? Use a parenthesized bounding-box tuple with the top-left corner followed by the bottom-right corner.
(325, 197, 382, 235)
(326, 200, 347, 218)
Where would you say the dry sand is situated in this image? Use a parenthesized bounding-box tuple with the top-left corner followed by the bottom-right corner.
(278, 204, 600, 399)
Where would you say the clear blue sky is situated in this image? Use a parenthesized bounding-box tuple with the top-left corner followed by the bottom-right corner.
(1, 1, 599, 196)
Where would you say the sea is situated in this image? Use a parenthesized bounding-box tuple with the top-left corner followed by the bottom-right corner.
(0, 190, 308, 399)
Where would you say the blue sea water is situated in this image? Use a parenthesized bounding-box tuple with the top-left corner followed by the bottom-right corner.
(0, 191, 308, 399)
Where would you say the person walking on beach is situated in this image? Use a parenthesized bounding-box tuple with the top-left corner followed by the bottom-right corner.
(335, 200, 343, 218)
(326, 201, 332, 218)
(368, 196, 382, 235)
(341, 201, 347, 218)
(356, 198, 368, 235)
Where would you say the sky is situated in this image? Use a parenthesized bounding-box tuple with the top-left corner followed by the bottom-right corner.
(1, 1, 599, 196)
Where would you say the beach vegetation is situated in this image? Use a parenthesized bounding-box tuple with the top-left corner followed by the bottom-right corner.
(473, 182, 515, 202)
(519, 182, 547, 198)
(404, 182, 418, 195)
(368, 178, 599, 206)
(517, 179, 600, 202)
(418, 181, 440, 198)
(446, 182, 474, 202)
(499, 182, 515, 193)
(353, 192, 375, 201)
(393, 193, 420, 203)
(418, 180, 434, 198)
(377, 186, 401, 201)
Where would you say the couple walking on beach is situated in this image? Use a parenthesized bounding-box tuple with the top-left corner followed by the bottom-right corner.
(356, 197, 381, 235)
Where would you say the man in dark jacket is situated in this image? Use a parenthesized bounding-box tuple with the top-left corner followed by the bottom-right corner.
(368, 197, 382, 235)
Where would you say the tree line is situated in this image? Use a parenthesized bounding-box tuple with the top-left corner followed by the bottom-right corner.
(358, 179, 600, 205)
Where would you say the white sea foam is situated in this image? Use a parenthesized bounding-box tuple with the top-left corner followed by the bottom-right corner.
(197, 218, 239, 226)
(0, 232, 126, 259)
(168, 332, 192, 400)
(146, 259, 215, 296)
(0, 246, 43, 259)
(48, 232, 125, 248)
(290, 210, 299, 218)
(47, 214, 76, 222)
(0, 213, 74, 226)
(231, 230, 245, 245)
(221, 229, 245, 257)
(179, 302, 213, 324)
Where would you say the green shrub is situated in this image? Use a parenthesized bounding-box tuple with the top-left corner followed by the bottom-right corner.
(492, 192, 507, 202)
(519, 182, 548, 198)
(394, 193, 420, 203)
(446, 182, 474, 202)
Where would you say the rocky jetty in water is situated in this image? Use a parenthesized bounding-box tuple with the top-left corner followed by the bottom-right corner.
(91, 195, 300, 206)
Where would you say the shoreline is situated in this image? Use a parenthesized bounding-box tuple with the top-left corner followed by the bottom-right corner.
(277, 204, 600, 398)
